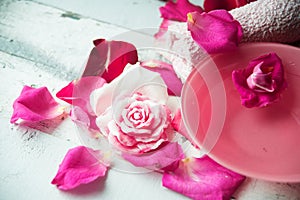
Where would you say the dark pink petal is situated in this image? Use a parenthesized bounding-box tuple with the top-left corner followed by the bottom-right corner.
(82, 39, 138, 82)
(159, 0, 204, 22)
(204, 0, 256, 11)
(232, 53, 287, 108)
(51, 146, 108, 190)
(122, 142, 184, 171)
(162, 156, 245, 200)
(187, 10, 243, 54)
(56, 76, 106, 130)
(10, 86, 64, 123)
(140, 60, 183, 96)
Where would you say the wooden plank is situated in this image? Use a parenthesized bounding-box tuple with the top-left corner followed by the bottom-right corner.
(0, 0, 127, 80)
(30, 0, 166, 30)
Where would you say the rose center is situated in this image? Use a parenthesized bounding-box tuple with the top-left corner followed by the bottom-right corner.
(132, 111, 142, 120)
(127, 106, 149, 126)
(247, 62, 275, 93)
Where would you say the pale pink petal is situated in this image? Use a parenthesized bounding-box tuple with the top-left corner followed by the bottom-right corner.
(113, 65, 168, 104)
(232, 53, 287, 108)
(122, 142, 184, 171)
(90, 64, 168, 116)
(56, 76, 106, 113)
(70, 106, 93, 128)
(141, 60, 183, 96)
(154, 19, 173, 39)
(163, 156, 245, 200)
(187, 10, 243, 54)
(95, 108, 113, 137)
(51, 146, 108, 190)
(171, 109, 199, 147)
(159, 0, 204, 22)
(56, 76, 106, 130)
(166, 96, 181, 116)
(82, 39, 138, 82)
(90, 82, 117, 117)
(10, 86, 64, 123)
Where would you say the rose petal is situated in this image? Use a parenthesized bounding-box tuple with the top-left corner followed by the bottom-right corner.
(154, 19, 173, 39)
(57, 76, 106, 112)
(82, 39, 138, 82)
(187, 10, 243, 54)
(141, 60, 183, 96)
(171, 109, 199, 147)
(246, 62, 275, 92)
(56, 76, 106, 130)
(166, 96, 181, 115)
(122, 142, 184, 171)
(113, 64, 169, 104)
(10, 86, 64, 123)
(90, 64, 168, 116)
(203, 0, 256, 11)
(51, 146, 108, 190)
(162, 156, 245, 200)
(232, 53, 287, 108)
(70, 106, 97, 130)
(156, 0, 204, 38)
(159, 0, 204, 22)
(95, 108, 114, 137)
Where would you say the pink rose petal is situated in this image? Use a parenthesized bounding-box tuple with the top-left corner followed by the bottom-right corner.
(57, 76, 106, 109)
(171, 109, 199, 147)
(56, 76, 106, 130)
(159, 0, 204, 22)
(162, 156, 245, 200)
(51, 146, 108, 190)
(204, 0, 256, 11)
(70, 106, 96, 129)
(82, 39, 138, 82)
(141, 60, 183, 96)
(156, 0, 203, 38)
(90, 65, 169, 117)
(122, 142, 184, 171)
(187, 10, 243, 54)
(10, 86, 64, 123)
(232, 53, 287, 108)
(154, 19, 173, 39)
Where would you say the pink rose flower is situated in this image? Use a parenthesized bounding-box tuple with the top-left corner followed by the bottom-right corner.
(90, 64, 176, 154)
(232, 53, 287, 108)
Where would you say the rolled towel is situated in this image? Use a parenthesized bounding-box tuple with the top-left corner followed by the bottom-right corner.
(162, 0, 300, 82)
(230, 0, 300, 43)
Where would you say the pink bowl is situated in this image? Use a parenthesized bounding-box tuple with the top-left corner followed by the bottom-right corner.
(181, 42, 300, 182)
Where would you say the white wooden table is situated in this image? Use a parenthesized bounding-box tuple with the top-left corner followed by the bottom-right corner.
(1, 0, 300, 199)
